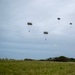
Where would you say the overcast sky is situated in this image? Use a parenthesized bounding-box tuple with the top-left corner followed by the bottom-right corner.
(0, 0, 75, 59)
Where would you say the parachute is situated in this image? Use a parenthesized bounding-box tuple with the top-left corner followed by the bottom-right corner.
(27, 22, 32, 32)
(69, 23, 72, 28)
(44, 32, 48, 34)
(43, 31, 48, 41)
(57, 17, 60, 20)
(57, 17, 61, 23)
(70, 23, 72, 25)
(27, 22, 32, 25)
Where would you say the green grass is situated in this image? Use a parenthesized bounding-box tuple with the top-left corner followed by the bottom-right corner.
(0, 60, 75, 75)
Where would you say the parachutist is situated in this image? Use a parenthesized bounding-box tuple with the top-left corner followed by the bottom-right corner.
(27, 22, 32, 32)
(43, 31, 48, 41)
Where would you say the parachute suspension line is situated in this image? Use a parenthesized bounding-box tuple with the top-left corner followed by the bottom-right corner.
(57, 17, 61, 24)
(27, 22, 32, 32)
(43, 31, 48, 42)
(69, 22, 72, 28)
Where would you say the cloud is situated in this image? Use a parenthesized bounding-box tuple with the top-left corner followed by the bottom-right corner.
(0, 0, 75, 59)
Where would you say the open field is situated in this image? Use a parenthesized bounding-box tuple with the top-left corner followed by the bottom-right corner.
(0, 60, 75, 75)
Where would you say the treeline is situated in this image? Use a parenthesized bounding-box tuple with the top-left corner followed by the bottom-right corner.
(24, 56, 75, 62)
(46, 56, 75, 62)
(0, 56, 75, 62)
(0, 58, 15, 60)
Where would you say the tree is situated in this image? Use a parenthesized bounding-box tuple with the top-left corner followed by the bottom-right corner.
(53, 56, 69, 62)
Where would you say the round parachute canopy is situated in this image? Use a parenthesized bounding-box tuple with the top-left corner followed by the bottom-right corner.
(43, 31, 48, 34)
(27, 22, 32, 25)
(57, 17, 60, 20)
(27, 22, 32, 32)
(70, 23, 72, 25)
(43, 31, 48, 41)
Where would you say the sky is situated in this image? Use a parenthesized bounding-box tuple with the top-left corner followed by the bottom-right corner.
(0, 0, 75, 59)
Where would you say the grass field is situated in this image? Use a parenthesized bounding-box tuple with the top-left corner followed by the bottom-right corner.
(0, 60, 75, 75)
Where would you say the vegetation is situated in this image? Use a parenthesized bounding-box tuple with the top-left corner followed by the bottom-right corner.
(0, 56, 75, 75)
(1, 56, 75, 62)
(46, 56, 75, 62)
